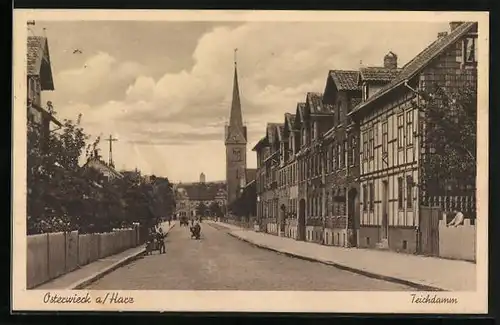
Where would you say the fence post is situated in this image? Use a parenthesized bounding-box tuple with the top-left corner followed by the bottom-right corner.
(46, 233, 50, 280)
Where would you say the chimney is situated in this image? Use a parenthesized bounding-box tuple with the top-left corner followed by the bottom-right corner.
(437, 31, 448, 38)
(450, 21, 464, 32)
(383, 51, 398, 69)
(200, 172, 206, 183)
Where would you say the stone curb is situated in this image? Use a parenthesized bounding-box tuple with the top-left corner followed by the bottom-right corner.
(69, 223, 176, 290)
(226, 231, 446, 292)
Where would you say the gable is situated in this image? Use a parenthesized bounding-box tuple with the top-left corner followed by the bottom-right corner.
(27, 36, 54, 90)
(350, 21, 477, 116)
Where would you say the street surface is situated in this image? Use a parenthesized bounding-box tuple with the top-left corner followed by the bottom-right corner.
(86, 222, 413, 290)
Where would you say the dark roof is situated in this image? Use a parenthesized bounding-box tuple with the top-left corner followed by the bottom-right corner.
(293, 102, 307, 129)
(286, 113, 296, 127)
(306, 92, 324, 113)
(178, 182, 226, 201)
(350, 21, 476, 116)
(252, 136, 268, 151)
(283, 113, 296, 133)
(266, 123, 281, 144)
(329, 70, 360, 91)
(246, 168, 257, 182)
(358, 67, 402, 83)
(276, 124, 284, 141)
(27, 36, 54, 90)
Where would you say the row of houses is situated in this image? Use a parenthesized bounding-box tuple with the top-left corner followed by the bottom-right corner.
(251, 21, 478, 255)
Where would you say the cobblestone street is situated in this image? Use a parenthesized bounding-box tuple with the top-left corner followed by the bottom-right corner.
(86, 222, 413, 290)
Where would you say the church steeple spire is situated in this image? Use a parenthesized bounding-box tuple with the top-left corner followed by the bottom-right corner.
(229, 48, 243, 131)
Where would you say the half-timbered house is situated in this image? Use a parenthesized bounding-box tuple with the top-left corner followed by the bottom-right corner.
(348, 21, 478, 254)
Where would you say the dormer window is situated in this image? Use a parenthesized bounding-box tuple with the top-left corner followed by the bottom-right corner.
(463, 36, 477, 64)
(362, 83, 369, 101)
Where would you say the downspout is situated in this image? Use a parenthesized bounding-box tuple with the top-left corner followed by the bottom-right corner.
(403, 79, 422, 254)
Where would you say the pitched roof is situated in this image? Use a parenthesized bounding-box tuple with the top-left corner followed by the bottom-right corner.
(27, 36, 54, 90)
(358, 67, 402, 83)
(252, 136, 268, 151)
(266, 122, 281, 144)
(350, 21, 476, 116)
(293, 102, 307, 129)
(329, 70, 360, 91)
(177, 182, 226, 201)
(283, 113, 296, 134)
(306, 92, 324, 113)
(276, 124, 285, 141)
(286, 113, 296, 127)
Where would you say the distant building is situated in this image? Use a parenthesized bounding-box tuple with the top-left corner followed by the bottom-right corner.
(174, 177, 227, 219)
(83, 154, 124, 182)
(199, 172, 206, 183)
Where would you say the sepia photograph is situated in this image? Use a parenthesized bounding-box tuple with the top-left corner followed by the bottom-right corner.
(12, 10, 488, 313)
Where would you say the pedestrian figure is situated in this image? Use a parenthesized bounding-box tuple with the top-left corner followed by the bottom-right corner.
(447, 210, 465, 227)
(157, 228, 166, 254)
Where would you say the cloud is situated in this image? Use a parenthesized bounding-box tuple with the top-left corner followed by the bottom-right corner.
(45, 21, 450, 181)
(46, 52, 145, 107)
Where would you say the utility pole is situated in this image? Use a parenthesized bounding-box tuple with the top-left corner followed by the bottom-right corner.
(105, 134, 118, 168)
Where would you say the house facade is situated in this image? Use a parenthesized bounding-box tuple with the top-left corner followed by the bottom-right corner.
(295, 93, 336, 243)
(348, 21, 478, 253)
(27, 35, 61, 144)
(320, 70, 362, 247)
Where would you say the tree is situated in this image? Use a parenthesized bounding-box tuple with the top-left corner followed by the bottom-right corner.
(209, 201, 223, 217)
(27, 113, 93, 234)
(416, 83, 477, 195)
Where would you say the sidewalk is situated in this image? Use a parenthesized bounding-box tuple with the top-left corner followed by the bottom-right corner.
(208, 221, 476, 291)
(36, 222, 175, 290)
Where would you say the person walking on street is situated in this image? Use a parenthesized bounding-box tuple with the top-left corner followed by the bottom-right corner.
(157, 227, 166, 254)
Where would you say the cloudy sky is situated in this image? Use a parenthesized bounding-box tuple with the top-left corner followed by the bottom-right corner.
(32, 20, 449, 182)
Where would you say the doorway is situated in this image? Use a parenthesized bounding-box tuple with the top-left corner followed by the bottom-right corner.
(280, 204, 286, 236)
(381, 180, 389, 240)
(348, 188, 358, 247)
(298, 199, 306, 241)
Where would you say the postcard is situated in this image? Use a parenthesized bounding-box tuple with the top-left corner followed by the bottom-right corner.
(12, 9, 489, 313)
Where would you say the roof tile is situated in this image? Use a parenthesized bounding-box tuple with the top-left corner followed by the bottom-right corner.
(350, 22, 476, 116)
(329, 70, 360, 91)
(359, 67, 402, 82)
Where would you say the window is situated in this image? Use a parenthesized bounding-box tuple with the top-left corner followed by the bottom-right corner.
(463, 36, 477, 63)
(369, 183, 374, 211)
(406, 111, 413, 146)
(343, 140, 347, 167)
(362, 83, 369, 101)
(382, 121, 388, 154)
(337, 102, 342, 125)
(339, 143, 344, 168)
(326, 149, 331, 173)
(369, 128, 374, 159)
(362, 131, 368, 160)
(347, 136, 353, 166)
(398, 177, 404, 210)
(397, 115, 404, 148)
(363, 184, 367, 212)
(406, 176, 413, 209)
(350, 136, 356, 166)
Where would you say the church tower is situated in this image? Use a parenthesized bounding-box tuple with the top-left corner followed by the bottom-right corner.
(225, 49, 247, 207)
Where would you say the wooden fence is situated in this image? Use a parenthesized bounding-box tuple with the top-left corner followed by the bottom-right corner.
(26, 225, 142, 289)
